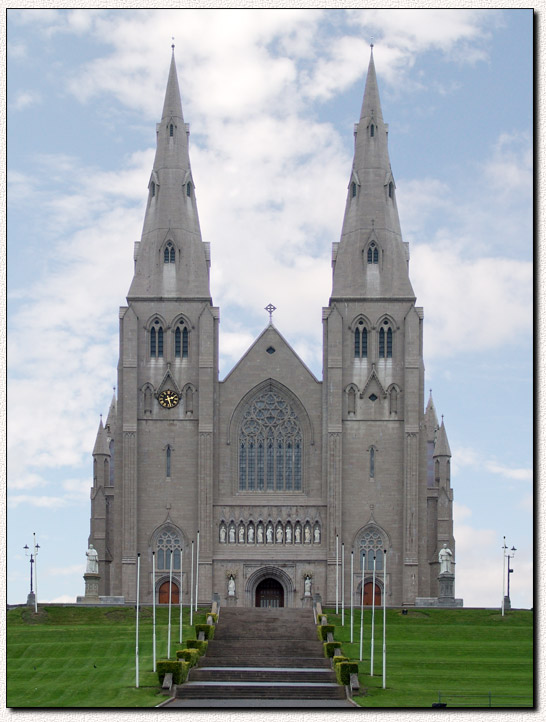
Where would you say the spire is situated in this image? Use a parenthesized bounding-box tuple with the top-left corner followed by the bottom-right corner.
(331, 47, 414, 300)
(433, 418, 452, 457)
(128, 51, 211, 301)
(105, 390, 117, 436)
(425, 389, 439, 443)
(93, 419, 110, 456)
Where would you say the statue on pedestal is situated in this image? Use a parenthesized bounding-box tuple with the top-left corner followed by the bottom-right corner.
(438, 543, 453, 574)
(228, 575, 236, 597)
(85, 544, 99, 574)
(304, 575, 312, 597)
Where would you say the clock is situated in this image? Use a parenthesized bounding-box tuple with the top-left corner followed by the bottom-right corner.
(158, 389, 180, 409)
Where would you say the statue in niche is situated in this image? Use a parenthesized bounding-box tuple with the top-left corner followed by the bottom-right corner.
(314, 525, 321, 544)
(219, 525, 226, 543)
(248, 525, 255, 543)
(439, 544, 453, 574)
(228, 524, 236, 543)
(304, 524, 311, 544)
(257, 524, 264, 543)
(238, 525, 245, 543)
(228, 575, 235, 596)
(266, 524, 273, 543)
(286, 525, 292, 543)
(304, 575, 312, 596)
(295, 524, 301, 543)
(276, 525, 283, 543)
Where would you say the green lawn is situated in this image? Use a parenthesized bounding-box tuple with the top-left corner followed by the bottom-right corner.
(323, 607, 533, 708)
(7, 605, 533, 708)
(7, 605, 209, 708)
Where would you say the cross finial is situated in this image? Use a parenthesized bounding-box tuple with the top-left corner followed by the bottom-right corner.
(171, 37, 175, 52)
(370, 36, 374, 49)
(265, 303, 276, 323)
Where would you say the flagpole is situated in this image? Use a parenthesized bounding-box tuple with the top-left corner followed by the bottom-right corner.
(370, 554, 376, 676)
(179, 547, 183, 644)
(382, 549, 387, 689)
(167, 548, 173, 659)
(336, 534, 339, 614)
(135, 553, 140, 688)
(152, 551, 157, 672)
(195, 530, 200, 612)
(359, 552, 365, 661)
(341, 542, 345, 626)
(350, 551, 354, 643)
(190, 541, 194, 626)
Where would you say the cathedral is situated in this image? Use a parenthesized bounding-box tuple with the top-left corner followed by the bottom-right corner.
(87, 48, 456, 608)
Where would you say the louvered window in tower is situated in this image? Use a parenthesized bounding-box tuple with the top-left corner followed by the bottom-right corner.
(238, 390, 303, 492)
(186, 182, 191, 197)
(151, 181, 155, 197)
(164, 243, 175, 263)
(354, 324, 368, 359)
(367, 243, 379, 264)
(370, 124, 375, 137)
(389, 182, 394, 198)
(175, 325, 189, 359)
(169, 124, 174, 137)
(352, 182, 357, 198)
(379, 323, 392, 359)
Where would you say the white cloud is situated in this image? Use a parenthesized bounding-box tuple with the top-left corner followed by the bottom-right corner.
(41, 594, 77, 603)
(47, 564, 85, 577)
(11, 90, 41, 111)
(8, 495, 69, 509)
(484, 461, 533, 482)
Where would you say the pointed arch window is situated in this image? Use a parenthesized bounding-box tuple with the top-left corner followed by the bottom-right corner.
(370, 124, 375, 137)
(151, 181, 156, 197)
(348, 387, 356, 415)
(238, 390, 303, 492)
(370, 447, 375, 478)
(354, 321, 368, 359)
(389, 387, 398, 414)
(352, 182, 357, 198)
(359, 528, 385, 571)
(186, 182, 192, 197)
(367, 243, 379, 264)
(379, 322, 393, 359)
(166, 446, 172, 478)
(175, 324, 189, 359)
(150, 320, 164, 358)
(388, 182, 394, 198)
(164, 242, 175, 264)
(169, 123, 174, 137)
(156, 528, 181, 570)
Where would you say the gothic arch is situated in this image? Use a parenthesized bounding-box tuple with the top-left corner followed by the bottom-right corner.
(352, 522, 391, 554)
(149, 521, 188, 552)
(245, 565, 295, 607)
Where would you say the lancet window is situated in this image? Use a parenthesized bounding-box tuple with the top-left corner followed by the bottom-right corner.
(164, 242, 175, 263)
(175, 323, 189, 359)
(359, 528, 385, 571)
(367, 243, 379, 264)
(378, 322, 392, 359)
(354, 320, 368, 358)
(150, 320, 164, 358)
(156, 528, 181, 570)
(238, 390, 303, 492)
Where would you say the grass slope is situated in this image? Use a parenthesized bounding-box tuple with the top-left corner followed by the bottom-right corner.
(323, 607, 533, 708)
(7, 605, 533, 708)
(7, 605, 209, 708)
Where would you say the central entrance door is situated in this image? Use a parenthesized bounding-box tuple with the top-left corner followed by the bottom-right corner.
(255, 578, 284, 607)
(363, 582, 382, 606)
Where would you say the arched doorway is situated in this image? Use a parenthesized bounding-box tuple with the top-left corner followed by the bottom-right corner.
(158, 580, 179, 604)
(363, 582, 381, 606)
(255, 578, 284, 607)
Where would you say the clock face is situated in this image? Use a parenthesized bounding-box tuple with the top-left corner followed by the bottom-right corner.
(158, 389, 180, 409)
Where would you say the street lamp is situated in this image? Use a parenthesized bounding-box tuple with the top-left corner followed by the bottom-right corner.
(506, 546, 517, 609)
(501, 537, 516, 616)
(24, 534, 40, 613)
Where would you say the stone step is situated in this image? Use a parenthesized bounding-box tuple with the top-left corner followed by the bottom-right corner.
(198, 656, 332, 668)
(175, 682, 347, 700)
(202, 640, 323, 655)
(190, 668, 335, 683)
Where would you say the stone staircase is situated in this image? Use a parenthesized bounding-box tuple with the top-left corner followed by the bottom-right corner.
(173, 607, 349, 705)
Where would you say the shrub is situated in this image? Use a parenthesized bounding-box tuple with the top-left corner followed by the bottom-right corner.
(323, 641, 341, 657)
(208, 612, 218, 623)
(195, 623, 215, 640)
(335, 661, 359, 686)
(156, 659, 189, 686)
(186, 638, 208, 655)
(317, 624, 335, 641)
(175, 648, 200, 667)
(332, 655, 349, 667)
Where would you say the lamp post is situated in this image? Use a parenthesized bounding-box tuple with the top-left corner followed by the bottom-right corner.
(24, 534, 40, 612)
(506, 545, 517, 609)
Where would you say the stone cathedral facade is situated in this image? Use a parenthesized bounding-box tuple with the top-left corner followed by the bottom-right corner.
(87, 49, 456, 608)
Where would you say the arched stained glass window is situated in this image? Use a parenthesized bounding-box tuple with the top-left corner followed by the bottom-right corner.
(164, 242, 175, 263)
(239, 390, 303, 492)
(359, 528, 385, 571)
(379, 323, 393, 359)
(355, 323, 368, 359)
(157, 528, 181, 570)
(175, 325, 189, 359)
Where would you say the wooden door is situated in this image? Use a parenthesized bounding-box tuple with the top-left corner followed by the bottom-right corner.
(158, 580, 179, 604)
(255, 578, 284, 607)
(363, 582, 381, 606)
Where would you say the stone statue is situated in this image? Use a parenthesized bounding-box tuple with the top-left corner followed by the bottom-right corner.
(276, 525, 283, 543)
(228, 524, 235, 543)
(85, 544, 99, 574)
(304, 575, 312, 596)
(286, 525, 292, 543)
(219, 525, 226, 543)
(248, 525, 255, 543)
(439, 543, 453, 574)
(228, 575, 235, 596)
(295, 524, 301, 543)
(266, 524, 273, 543)
(238, 525, 245, 543)
(314, 525, 321, 544)
(257, 524, 264, 543)
(304, 525, 311, 543)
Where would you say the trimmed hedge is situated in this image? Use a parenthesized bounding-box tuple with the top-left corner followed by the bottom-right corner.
(335, 661, 359, 686)
(208, 612, 218, 623)
(332, 655, 349, 667)
(175, 648, 200, 667)
(186, 638, 208, 655)
(323, 641, 341, 657)
(195, 623, 215, 640)
(156, 659, 189, 686)
(317, 624, 335, 641)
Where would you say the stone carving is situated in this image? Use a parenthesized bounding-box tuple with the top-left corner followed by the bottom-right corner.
(266, 523, 273, 543)
(228, 575, 236, 596)
(238, 524, 245, 543)
(314, 524, 321, 544)
(276, 525, 283, 543)
(228, 524, 236, 544)
(295, 524, 302, 543)
(219, 524, 226, 543)
(257, 523, 264, 543)
(286, 524, 292, 543)
(439, 543, 453, 574)
(304, 524, 311, 544)
(304, 575, 312, 596)
(85, 544, 99, 574)
(247, 524, 255, 543)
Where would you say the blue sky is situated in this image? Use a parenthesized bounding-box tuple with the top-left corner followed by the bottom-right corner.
(7, 8, 533, 608)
